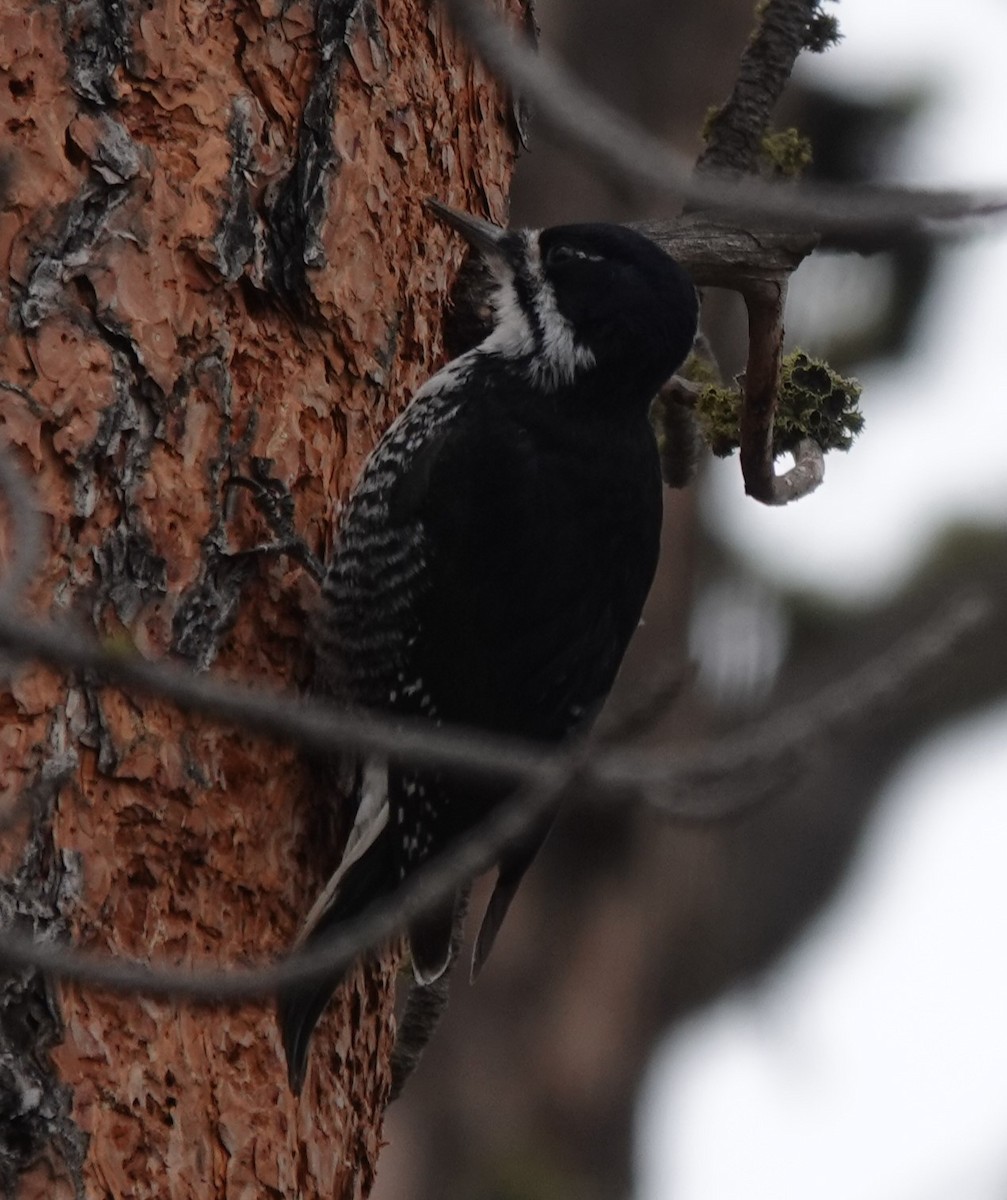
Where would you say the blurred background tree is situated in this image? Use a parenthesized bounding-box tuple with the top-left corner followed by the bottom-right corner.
(373, 3, 1007, 1199)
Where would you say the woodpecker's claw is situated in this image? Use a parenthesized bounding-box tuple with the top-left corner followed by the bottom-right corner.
(225, 472, 325, 583)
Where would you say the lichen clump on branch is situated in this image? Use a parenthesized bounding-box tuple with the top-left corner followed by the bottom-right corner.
(688, 350, 864, 459)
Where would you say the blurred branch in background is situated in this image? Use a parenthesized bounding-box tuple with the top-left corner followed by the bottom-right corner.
(0, 439, 994, 1001)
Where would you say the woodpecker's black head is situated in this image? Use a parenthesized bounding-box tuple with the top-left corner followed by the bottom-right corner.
(428, 200, 698, 404)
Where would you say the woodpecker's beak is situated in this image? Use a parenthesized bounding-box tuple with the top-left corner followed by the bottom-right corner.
(426, 198, 508, 257)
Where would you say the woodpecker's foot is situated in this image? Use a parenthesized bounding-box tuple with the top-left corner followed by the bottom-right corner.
(389, 885, 470, 1103)
(226, 460, 326, 583)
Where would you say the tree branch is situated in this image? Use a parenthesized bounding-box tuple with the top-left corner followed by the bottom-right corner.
(697, 0, 819, 178)
(0, 0, 1000, 1016)
(441, 0, 1007, 238)
(0, 437, 993, 817)
(733, 278, 824, 503)
(0, 766, 583, 1002)
(0, 439, 991, 999)
(633, 215, 818, 288)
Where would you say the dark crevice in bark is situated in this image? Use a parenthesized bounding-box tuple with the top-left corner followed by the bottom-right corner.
(89, 527, 167, 628)
(76, 357, 169, 645)
(265, 0, 368, 310)
(0, 733, 87, 1198)
(77, 686, 120, 775)
(171, 352, 263, 670)
(215, 97, 262, 285)
(15, 167, 173, 632)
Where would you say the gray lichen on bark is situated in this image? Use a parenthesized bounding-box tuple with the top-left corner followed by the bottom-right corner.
(0, 736, 87, 1197)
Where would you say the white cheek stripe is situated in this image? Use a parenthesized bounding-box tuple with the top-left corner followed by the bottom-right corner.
(531, 276, 596, 390)
(481, 231, 596, 393)
(480, 276, 537, 361)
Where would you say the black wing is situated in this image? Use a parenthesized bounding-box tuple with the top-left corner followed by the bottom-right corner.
(401, 390, 662, 746)
(394, 387, 663, 969)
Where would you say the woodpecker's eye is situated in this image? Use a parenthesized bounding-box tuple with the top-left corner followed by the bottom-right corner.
(545, 243, 600, 267)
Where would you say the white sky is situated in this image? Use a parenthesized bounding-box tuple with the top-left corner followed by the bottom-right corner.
(639, 700, 1007, 1200)
(640, 3, 1007, 1198)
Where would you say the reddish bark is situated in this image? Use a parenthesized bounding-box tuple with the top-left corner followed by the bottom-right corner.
(0, 0, 519, 1194)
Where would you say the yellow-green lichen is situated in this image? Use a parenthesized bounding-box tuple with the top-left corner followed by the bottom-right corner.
(679, 349, 721, 386)
(759, 127, 813, 178)
(694, 350, 864, 459)
(700, 103, 725, 144)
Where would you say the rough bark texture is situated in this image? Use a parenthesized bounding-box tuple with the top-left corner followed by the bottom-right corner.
(0, 0, 519, 1195)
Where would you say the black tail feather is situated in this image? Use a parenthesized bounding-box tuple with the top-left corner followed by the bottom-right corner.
(471, 815, 556, 982)
(470, 869, 521, 982)
(279, 971, 346, 1094)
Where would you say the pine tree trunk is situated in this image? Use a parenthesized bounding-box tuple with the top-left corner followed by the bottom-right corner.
(0, 1, 519, 1194)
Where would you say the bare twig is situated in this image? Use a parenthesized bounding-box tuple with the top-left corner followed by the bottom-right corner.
(739, 279, 787, 501)
(772, 438, 826, 504)
(0, 607, 552, 786)
(594, 665, 694, 745)
(0, 754, 76, 831)
(0, 586, 991, 821)
(0, 762, 583, 1002)
(620, 591, 992, 818)
(735, 278, 824, 505)
(633, 216, 818, 290)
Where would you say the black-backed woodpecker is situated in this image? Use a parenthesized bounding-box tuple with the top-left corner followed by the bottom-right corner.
(278, 202, 699, 1092)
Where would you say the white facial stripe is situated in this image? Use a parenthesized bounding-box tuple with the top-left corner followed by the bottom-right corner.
(524, 230, 596, 390)
(480, 275, 537, 360)
(531, 278, 596, 389)
(473, 229, 596, 392)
